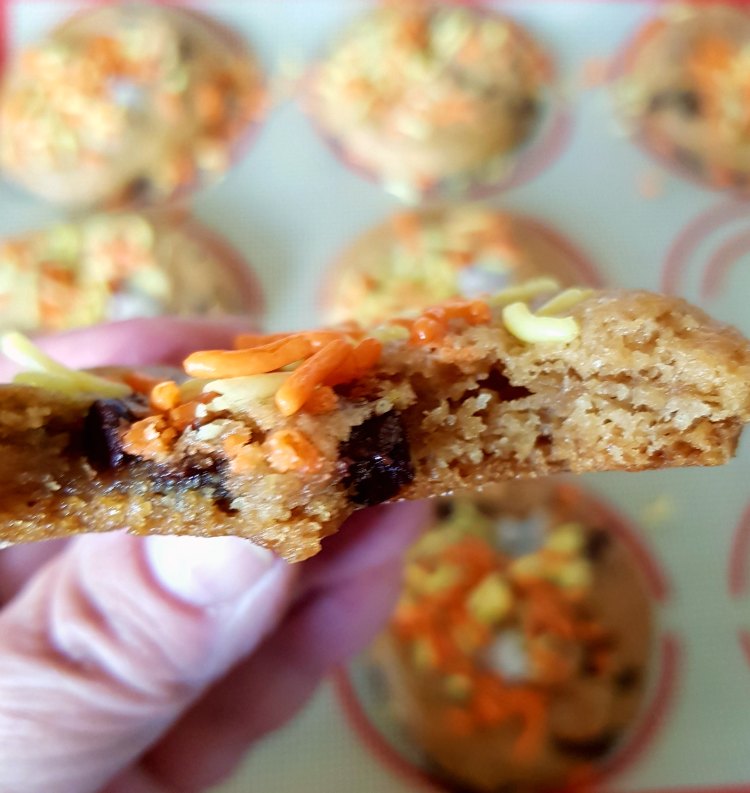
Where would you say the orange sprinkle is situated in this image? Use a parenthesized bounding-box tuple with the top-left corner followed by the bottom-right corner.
(407, 298, 492, 346)
(168, 401, 202, 432)
(184, 336, 313, 378)
(150, 380, 181, 412)
(324, 338, 382, 387)
(263, 429, 322, 473)
(391, 211, 421, 253)
(234, 330, 346, 351)
(506, 690, 547, 762)
(230, 444, 265, 474)
(223, 430, 252, 458)
(302, 385, 339, 414)
(442, 707, 474, 737)
(122, 416, 176, 460)
(275, 339, 351, 416)
(123, 370, 162, 395)
(410, 314, 445, 345)
(427, 298, 492, 325)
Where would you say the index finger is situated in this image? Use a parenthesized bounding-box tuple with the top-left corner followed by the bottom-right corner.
(0, 316, 257, 379)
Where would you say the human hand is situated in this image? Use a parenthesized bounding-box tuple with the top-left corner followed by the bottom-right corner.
(0, 319, 429, 793)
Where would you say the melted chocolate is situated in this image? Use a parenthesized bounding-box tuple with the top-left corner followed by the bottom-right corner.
(150, 460, 236, 514)
(648, 88, 701, 117)
(584, 528, 611, 561)
(615, 665, 642, 692)
(553, 731, 618, 760)
(83, 399, 136, 471)
(340, 412, 415, 506)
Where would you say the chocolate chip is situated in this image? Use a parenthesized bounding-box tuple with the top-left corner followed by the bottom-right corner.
(340, 412, 415, 506)
(584, 528, 611, 561)
(83, 399, 136, 471)
(648, 88, 701, 117)
(514, 95, 539, 119)
(124, 175, 152, 202)
(435, 500, 454, 520)
(553, 731, 618, 760)
(150, 460, 236, 513)
(615, 665, 641, 692)
(480, 368, 532, 401)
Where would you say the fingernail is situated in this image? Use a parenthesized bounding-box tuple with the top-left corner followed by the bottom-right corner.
(144, 535, 277, 608)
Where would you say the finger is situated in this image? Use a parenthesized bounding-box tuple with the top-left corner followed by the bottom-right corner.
(298, 500, 430, 594)
(0, 531, 295, 793)
(0, 538, 69, 605)
(0, 316, 257, 379)
(140, 502, 430, 792)
(143, 559, 405, 793)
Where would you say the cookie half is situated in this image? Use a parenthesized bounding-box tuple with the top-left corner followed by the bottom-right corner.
(0, 287, 748, 560)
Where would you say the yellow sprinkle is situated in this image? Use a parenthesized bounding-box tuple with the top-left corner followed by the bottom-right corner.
(204, 373, 291, 409)
(178, 379, 205, 401)
(371, 324, 410, 343)
(486, 277, 560, 307)
(502, 302, 580, 344)
(536, 288, 594, 317)
(444, 673, 473, 700)
(14, 371, 98, 396)
(466, 572, 514, 625)
(3, 331, 129, 398)
(412, 637, 439, 671)
(510, 553, 545, 582)
(545, 522, 586, 555)
(554, 558, 593, 591)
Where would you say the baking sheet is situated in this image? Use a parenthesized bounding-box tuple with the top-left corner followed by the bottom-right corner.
(2, 2, 750, 791)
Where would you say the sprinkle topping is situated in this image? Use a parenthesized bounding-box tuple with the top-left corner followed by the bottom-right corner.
(390, 497, 610, 759)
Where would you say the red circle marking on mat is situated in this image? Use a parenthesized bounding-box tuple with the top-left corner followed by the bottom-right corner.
(517, 215, 606, 288)
(661, 200, 750, 294)
(700, 228, 750, 301)
(728, 503, 750, 598)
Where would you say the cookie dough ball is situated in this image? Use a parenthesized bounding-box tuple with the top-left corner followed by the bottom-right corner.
(0, 211, 263, 331)
(323, 206, 590, 326)
(617, 3, 750, 190)
(372, 482, 654, 792)
(0, 5, 264, 208)
(309, 5, 551, 200)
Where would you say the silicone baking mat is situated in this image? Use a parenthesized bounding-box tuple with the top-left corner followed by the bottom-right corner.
(2, 2, 750, 791)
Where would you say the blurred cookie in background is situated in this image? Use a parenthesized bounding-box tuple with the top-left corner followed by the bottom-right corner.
(321, 206, 597, 326)
(308, 4, 552, 201)
(0, 211, 263, 332)
(617, 3, 750, 192)
(368, 481, 654, 792)
(0, 4, 265, 208)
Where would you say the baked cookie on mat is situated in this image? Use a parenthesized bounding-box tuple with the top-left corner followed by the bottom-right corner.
(617, 3, 750, 191)
(0, 4, 265, 207)
(0, 211, 263, 332)
(369, 481, 653, 791)
(308, 4, 551, 200)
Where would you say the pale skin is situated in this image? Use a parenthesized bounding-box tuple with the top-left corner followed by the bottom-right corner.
(0, 318, 430, 793)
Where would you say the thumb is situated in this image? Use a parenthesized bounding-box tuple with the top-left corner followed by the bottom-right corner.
(0, 531, 294, 793)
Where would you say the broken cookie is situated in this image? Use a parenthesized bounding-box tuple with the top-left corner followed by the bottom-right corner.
(0, 284, 748, 561)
